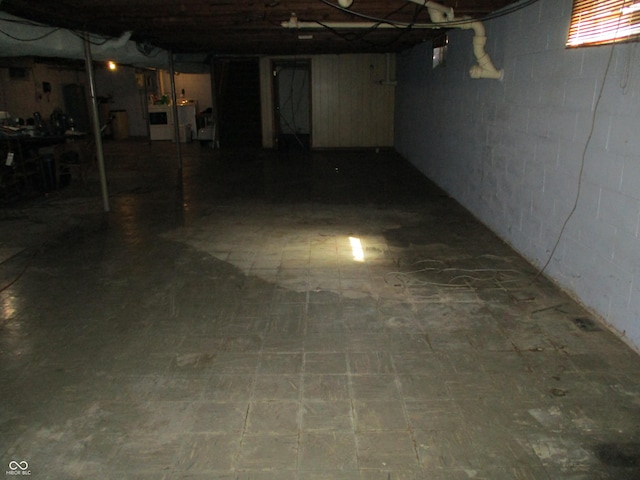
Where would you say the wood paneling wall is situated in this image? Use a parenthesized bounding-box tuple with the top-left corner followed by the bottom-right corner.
(260, 54, 395, 149)
(259, 57, 275, 148)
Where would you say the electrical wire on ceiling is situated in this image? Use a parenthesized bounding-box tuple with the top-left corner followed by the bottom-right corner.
(0, 14, 104, 44)
(307, 0, 544, 49)
(0, 23, 162, 57)
(318, 0, 543, 28)
(394, 3, 429, 39)
(313, 20, 391, 47)
(319, 0, 432, 26)
(311, 1, 427, 49)
(0, 14, 58, 28)
(0, 24, 61, 41)
(70, 30, 114, 46)
(0, 24, 121, 48)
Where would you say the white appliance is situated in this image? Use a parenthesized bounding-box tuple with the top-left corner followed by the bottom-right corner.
(148, 105, 173, 141)
(177, 102, 197, 143)
(149, 102, 197, 142)
(177, 102, 197, 128)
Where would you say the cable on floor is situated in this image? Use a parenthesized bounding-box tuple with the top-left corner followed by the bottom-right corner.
(0, 248, 38, 294)
(385, 262, 527, 291)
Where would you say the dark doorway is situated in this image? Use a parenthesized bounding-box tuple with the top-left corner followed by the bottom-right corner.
(217, 59, 262, 148)
(63, 84, 90, 133)
(272, 60, 311, 151)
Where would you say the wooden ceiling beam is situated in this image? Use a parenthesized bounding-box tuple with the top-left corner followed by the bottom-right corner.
(0, 0, 519, 55)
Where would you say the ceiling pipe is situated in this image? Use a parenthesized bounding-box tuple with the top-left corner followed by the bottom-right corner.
(282, 1, 503, 80)
(414, 1, 454, 17)
(411, 0, 503, 80)
(281, 14, 399, 30)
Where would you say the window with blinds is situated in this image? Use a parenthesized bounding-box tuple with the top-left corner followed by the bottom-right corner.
(567, 0, 640, 47)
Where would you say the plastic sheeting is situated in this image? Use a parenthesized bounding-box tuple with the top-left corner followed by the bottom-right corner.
(0, 11, 170, 69)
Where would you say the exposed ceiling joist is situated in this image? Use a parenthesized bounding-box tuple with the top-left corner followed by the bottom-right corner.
(0, 0, 521, 56)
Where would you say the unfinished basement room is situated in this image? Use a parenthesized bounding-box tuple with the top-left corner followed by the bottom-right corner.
(0, 0, 639, 478)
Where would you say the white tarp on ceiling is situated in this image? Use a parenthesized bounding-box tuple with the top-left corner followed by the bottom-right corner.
(0, 10, 171, 68)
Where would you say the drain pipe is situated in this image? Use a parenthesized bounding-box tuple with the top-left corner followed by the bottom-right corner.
(408, 0, 503, 80)
(285, 0, 503, 80)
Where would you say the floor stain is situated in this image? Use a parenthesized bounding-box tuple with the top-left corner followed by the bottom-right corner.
(573, 317, 602, 332)
(595, 442, 640, 467)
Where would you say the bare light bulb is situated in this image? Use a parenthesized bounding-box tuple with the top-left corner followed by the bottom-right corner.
(338, 0, 353, 7)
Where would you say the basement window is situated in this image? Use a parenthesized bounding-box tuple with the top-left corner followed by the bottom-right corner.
(432, 34, 448, 68)
(567, 0, 640, 47)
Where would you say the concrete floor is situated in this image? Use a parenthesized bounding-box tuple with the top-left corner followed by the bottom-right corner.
(1, 140, 639, 479)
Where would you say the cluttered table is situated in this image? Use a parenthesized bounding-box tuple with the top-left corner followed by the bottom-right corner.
(1, 127, 89, 202)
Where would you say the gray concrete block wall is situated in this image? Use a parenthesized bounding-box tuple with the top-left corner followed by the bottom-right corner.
(394, 0, 640, 350)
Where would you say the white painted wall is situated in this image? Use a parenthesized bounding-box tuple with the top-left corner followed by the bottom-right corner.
(395, 0, 640, 350)
(95, 68, 212, 137)
(158, 71, 212, 112)
(96, 65, 148, 136)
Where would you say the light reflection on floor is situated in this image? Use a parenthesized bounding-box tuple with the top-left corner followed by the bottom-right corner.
(0, 140, 639, 479)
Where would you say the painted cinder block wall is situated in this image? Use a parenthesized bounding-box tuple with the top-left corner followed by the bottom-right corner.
(394, 0, 640, 350)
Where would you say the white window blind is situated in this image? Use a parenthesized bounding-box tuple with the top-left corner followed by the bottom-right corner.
(567, 0, 640, 47)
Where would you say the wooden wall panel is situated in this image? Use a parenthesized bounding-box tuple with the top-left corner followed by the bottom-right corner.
(259, 57, 275, 148)
(311, 54, 395, 148)
(259, 53, 395, 149)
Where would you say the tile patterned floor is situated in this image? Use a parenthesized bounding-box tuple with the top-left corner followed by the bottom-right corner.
(1, 141, 639, 479)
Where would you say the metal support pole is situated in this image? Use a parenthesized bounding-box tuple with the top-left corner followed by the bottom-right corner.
(209, 59, 220, 149)
(83, 33, 110, 212)
(168, 52, 182, 170)
(143, 71, 152, 144)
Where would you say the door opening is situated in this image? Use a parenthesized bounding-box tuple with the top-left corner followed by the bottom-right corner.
(272, 60, 311, 151)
